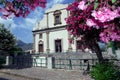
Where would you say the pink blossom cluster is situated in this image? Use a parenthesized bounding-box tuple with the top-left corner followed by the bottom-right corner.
(100, 28, 120, 43)
(91, 7, 120, 23)
(78, 0, 87, 10)
(86, 19, 99, 29)
(21, 0, 46, 10)
(65, 0, 120, 43)
(0, 1, 17, 19)
(0, 0, 46, 19)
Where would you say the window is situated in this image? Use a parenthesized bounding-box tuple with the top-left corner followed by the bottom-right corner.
(39, 33, 42, 39)
(55, 16, 60, 24)
(53, 10, 61, 25)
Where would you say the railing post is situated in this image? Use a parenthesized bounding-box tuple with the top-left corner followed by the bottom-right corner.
(6, 56, 12, 66)
(69, 59, 72, 70)
(59, 58, 61, 69)
(79, 60, 82, 70)
(47, 57, 55, 69)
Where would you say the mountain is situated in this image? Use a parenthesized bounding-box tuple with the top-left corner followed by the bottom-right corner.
(16, 40, 33, 51)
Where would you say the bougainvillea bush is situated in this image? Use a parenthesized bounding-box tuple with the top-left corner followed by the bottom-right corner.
(65, 0, 120, 63)
(0, 0, 46, 19)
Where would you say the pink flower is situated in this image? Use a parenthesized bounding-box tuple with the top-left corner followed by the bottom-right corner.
(0, 8, 15, 19)
(78, 1, 87, 10)
(99, 28, 120, 43)
(110, 32, 120, 41)
(91, 7, 120, 22)
(100, 33, 110, 43)
(86, 19, 97, 27)
(0, 0, 46, 18)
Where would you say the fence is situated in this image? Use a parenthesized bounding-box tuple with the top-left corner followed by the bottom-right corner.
(5, 52, 119, 70)
(32, 56, 47, 67)
(12, 56, 98, 70)
(10, 54, 47, 69)
(54, 58, 98, 70)
(6, 53, 98, 70)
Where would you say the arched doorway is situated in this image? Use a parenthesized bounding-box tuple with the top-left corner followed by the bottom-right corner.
(38, 40, 44, 53)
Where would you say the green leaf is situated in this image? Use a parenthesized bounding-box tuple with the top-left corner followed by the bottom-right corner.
(94, 2, 98, 10)
(0, 0, 5, 4)
(111, 0, 116, 3)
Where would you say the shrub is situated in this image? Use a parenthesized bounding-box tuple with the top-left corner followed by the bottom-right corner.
(90, 62, 120, 80)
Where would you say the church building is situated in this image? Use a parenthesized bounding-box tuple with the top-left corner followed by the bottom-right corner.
(32, 4, 82, 53)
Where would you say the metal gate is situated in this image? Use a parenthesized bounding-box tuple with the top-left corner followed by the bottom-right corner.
(13, 54, 47, 68)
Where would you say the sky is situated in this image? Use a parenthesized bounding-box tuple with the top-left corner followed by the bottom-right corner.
(0, 0, 74, 43)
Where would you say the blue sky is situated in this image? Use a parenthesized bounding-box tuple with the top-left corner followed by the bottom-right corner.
(0, 0, 74, 43)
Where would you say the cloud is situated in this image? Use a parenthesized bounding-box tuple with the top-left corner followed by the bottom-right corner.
(46, 0, 64, 8)
(46, 0, 73, 9)
(0, 17, 17, 30)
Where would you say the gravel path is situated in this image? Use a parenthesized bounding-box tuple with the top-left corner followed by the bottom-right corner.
(0, 67, 93, 80)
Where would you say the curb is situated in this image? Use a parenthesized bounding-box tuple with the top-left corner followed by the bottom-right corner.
(0, 71, 44, 80)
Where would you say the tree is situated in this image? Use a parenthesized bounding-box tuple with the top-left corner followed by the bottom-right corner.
(65, 0, 120, 63)
(0, 0, 46, 19)
(0, 24, 16, 52)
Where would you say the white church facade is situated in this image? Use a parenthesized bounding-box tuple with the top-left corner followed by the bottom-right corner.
(32, 4, 82, 54)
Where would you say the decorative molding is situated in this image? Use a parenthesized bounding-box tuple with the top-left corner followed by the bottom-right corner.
(45, 8, 66, 14)
(32, 25, 66, 33)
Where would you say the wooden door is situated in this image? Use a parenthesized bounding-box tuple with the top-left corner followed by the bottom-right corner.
(39, 44, 43, 53)
(55, 39, 62, 52)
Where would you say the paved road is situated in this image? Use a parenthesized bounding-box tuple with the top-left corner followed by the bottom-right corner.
(0, 73, 33, 80)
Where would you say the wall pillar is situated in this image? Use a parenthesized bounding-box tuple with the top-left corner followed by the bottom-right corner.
(67, 10, 72, 51)
(68, 32, 72, 51)
(33, 34, 36, 53)
(47, 57, 55, 69)
(46, 13, 50, 53)
(6, 56, 13, 66)
(46, 31, 50, 53)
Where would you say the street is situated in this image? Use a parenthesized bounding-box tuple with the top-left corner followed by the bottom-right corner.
(0, 73, 34, 80)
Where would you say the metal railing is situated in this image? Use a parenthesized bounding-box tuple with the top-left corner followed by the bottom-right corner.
(54, 58, 98, 70)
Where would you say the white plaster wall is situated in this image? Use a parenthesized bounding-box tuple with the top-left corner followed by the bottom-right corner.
(34, 33, 47, 53)
(48, 8, 68, 28)
(35, 30, 77, 53)
(39, 15, 47, 29)
(116, 50, 120, 59)
(46, 4, 68, 28)
(71, 41, 77, 52)
(42, 33, 47, 53)
(48, 13, 54, 28)
(49, 30, 69, 53)
(35, 34, 39, 53)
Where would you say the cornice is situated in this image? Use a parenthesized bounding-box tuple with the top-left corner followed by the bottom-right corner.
(32, 25, 67, 34)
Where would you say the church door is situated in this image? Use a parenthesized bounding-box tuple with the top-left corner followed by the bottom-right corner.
(39, 44, 43, 53)
(55, 39, 62, 52)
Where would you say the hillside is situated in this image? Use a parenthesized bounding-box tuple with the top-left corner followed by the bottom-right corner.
(16, 40, 33, 51)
